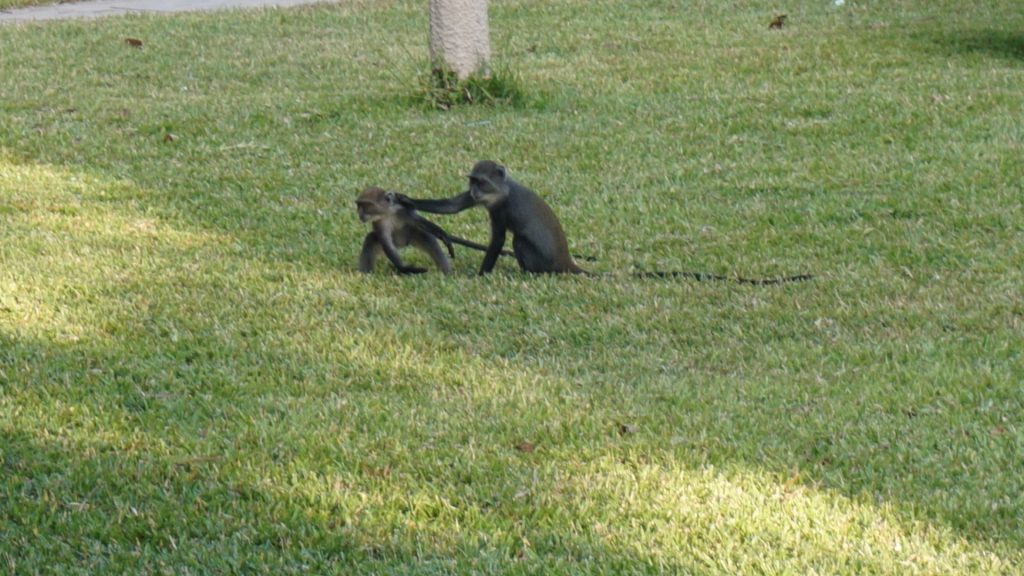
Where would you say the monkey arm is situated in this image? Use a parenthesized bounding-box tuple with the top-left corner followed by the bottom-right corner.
(404, 191, 476, 215)
(358, 233, 380, 273)
(402, 205, 515, 260)
(479, 219, 507, 275)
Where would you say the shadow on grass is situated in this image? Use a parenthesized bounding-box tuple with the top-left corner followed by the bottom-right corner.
(2, 147, 1022, 569)
(2, 325, 1017, 573)
(0, 332, 715, 573)
(926, 29, 1024, 62)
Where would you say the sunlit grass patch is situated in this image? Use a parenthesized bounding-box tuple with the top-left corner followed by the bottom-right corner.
(0, 159, 228, 343)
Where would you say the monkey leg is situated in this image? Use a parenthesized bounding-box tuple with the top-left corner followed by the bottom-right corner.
(411, 232, 453, 274)
(378, 233, 428, 275)
(409, 213, 455, 258)
(512, 235, 553, 273)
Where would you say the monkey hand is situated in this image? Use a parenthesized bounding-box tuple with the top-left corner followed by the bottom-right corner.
(398, 266, 429, 275)
(392, 192, 417, 209)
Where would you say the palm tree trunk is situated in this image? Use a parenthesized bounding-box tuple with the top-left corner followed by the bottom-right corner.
(429, 0, 491, 80)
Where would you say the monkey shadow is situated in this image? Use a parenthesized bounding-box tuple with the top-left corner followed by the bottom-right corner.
(925, 29, 1024, 62)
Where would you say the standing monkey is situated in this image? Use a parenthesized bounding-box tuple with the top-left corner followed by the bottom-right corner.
(356, 186, 452, 274)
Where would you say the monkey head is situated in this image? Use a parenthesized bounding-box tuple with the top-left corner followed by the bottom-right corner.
(467, 160, 510, 207)
(355, 186, 403, 223)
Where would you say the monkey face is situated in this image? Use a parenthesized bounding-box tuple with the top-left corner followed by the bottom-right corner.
(467, 161, 510, 207)
(467, 177, 488, 203)
(356, 202, 380, 223)
(355, 187, 401, 223)
(468, 175, 508, 207)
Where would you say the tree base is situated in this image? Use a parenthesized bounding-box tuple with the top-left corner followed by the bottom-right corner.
(425, 63, 524, 109)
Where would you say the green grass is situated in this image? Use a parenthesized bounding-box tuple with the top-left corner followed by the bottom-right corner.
(1, 0, 1023, 573)
(0, 0, 55, 10)
(425, 64, 528, 109)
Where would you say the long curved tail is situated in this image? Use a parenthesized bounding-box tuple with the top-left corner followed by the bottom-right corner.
(448, 235, 515, 257)
(636, 271, 814, 285)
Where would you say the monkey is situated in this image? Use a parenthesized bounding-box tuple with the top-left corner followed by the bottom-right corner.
(769, 14, 787, 29)
(399, 161, 586, 275)
(356, 186, 448, 274)
(355, 186, 513, 275)
(400, 161, 814, 284)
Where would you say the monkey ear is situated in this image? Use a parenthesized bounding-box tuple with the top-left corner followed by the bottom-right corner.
(495, 165, 506, 181)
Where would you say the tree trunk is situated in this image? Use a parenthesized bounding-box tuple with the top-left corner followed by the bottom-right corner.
(429, 0, 491, 80)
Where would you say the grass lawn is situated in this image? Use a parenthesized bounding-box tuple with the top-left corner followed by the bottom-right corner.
(0, 0, 55, 10)
(1, 0, 1022, 573)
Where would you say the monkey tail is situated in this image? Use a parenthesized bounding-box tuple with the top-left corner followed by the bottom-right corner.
(733, 273, 814, 285)
(448, 236, 516, 257)
(449, 235, 594, 261)
(636, 271, 814, 284)
(409, 213, 456, 257)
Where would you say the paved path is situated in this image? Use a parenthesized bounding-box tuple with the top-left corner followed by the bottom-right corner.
(0, 0, 327, 23)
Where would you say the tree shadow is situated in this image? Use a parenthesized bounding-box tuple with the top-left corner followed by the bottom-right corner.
(3, 144, 1023, 568)
(0, 331, 710, 573)
(926, 29, 1024, 62)
(2, 324, 1017, 572)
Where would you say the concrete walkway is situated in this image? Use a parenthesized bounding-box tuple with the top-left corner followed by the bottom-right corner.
(0, 0, 327, 23)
